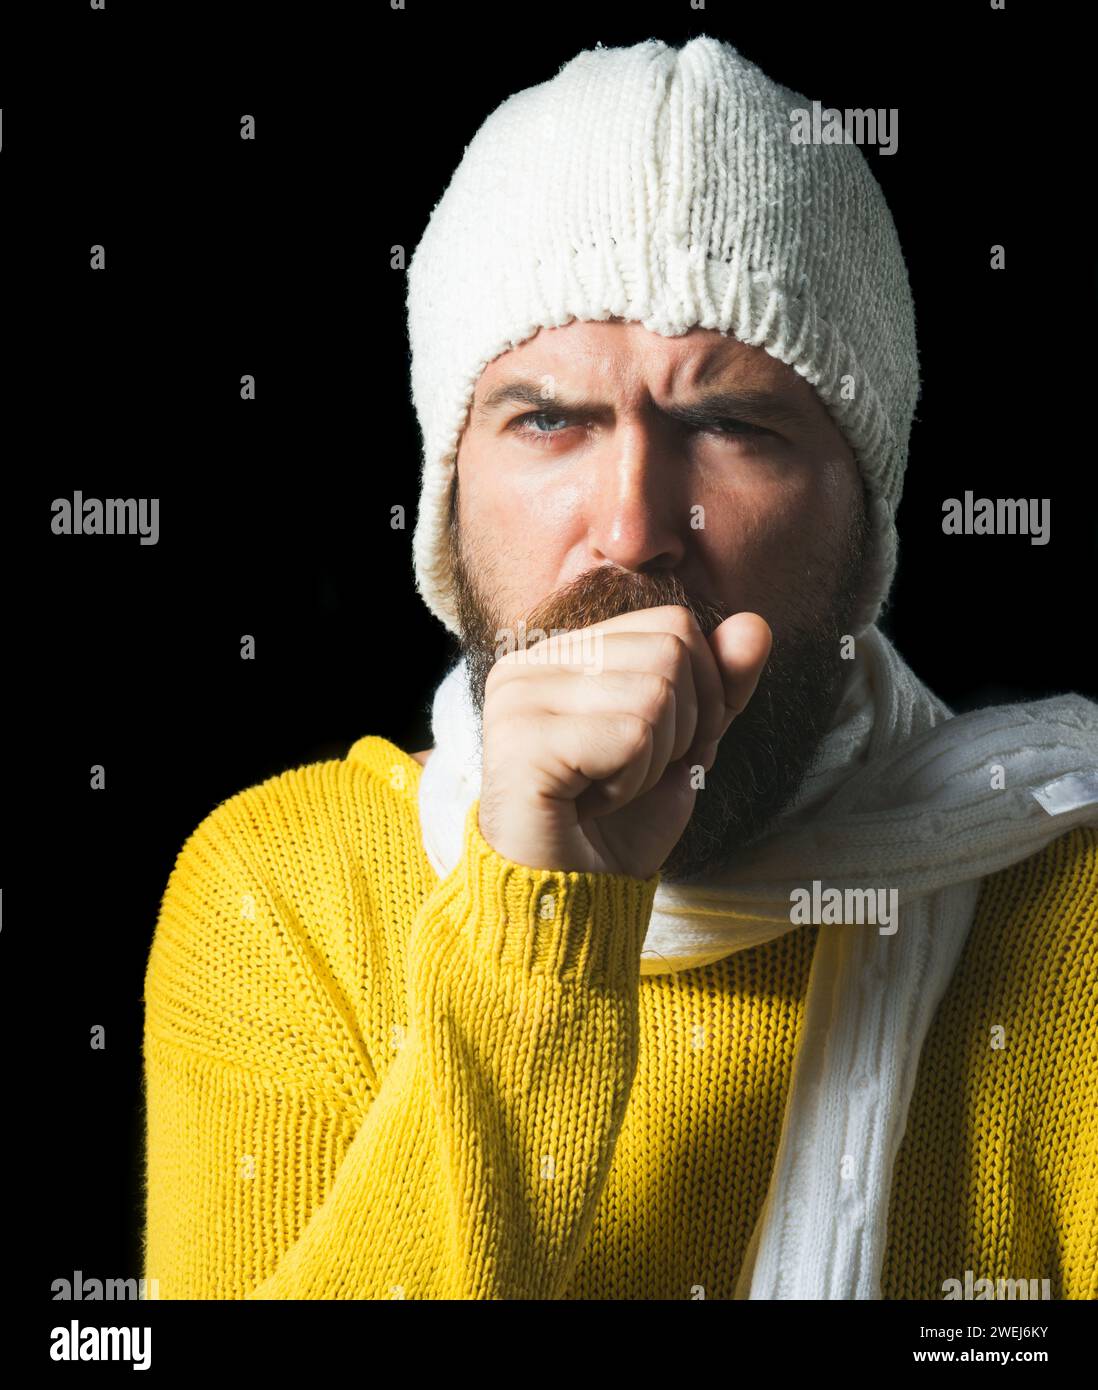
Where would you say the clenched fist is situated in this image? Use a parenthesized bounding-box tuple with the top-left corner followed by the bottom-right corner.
(478, 605, 773, 877)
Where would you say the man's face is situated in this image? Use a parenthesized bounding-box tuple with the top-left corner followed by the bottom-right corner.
(448, 318, 870, 880)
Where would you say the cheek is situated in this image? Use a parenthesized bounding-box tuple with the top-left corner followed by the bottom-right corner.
(458, 458, 583, 607)
(462, 437, 558, 532)
(697, 462, 855, 600)
(721, 454, 852, 538)
(695, 475, 803, 561)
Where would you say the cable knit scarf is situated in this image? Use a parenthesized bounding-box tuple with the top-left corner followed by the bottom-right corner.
(417, 624, 1098, 1299)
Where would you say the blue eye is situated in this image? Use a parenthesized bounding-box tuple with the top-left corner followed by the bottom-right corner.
(511, 411, 575, 444)
(518, 412, 570, 433)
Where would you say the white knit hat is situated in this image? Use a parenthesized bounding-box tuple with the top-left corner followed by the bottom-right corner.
(407, 35, 919, 636)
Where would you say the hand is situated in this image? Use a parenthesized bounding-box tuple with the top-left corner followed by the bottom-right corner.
(478, 605, 772, 877)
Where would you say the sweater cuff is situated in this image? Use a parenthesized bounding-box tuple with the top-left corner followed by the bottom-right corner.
(440, 800, 659, 989)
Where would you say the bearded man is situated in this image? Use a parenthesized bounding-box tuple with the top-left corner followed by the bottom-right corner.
(142, 36, 1098, 1301)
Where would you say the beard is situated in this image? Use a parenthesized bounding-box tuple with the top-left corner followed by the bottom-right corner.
(447, 488, 870, 882)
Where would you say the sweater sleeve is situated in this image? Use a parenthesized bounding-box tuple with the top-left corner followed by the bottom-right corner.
(142, 787, 658, 1300)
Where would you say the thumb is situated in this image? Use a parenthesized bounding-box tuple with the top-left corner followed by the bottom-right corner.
(709, 612, 773, 735)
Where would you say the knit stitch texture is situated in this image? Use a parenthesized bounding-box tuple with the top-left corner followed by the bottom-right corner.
(141, 739, 1098, 1299)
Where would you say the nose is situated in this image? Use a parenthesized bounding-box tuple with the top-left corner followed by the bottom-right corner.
(585, 415, 687, 573)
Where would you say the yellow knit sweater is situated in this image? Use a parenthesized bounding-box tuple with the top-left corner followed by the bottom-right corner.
(141, 736, 1098, 1299)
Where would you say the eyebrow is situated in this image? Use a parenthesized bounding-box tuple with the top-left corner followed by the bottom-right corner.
(475, 379, 815, 433)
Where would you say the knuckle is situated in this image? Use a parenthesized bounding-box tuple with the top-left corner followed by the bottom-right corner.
(636, 671, 675, 721)
(653, 631, 684, 671)
(662, 605, 697, 638)
(614, 712, 653, 759)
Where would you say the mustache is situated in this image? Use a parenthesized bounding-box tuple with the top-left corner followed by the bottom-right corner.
(520, 566, 730, 640)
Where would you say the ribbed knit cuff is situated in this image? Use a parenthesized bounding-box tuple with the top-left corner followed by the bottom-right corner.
(438, 800, 659, 989)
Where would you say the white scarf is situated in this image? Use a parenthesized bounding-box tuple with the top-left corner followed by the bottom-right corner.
(417, 625, 1098, 1298)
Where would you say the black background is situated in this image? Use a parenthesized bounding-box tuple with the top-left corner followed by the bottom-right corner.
(15, 0, 1096, 1343)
